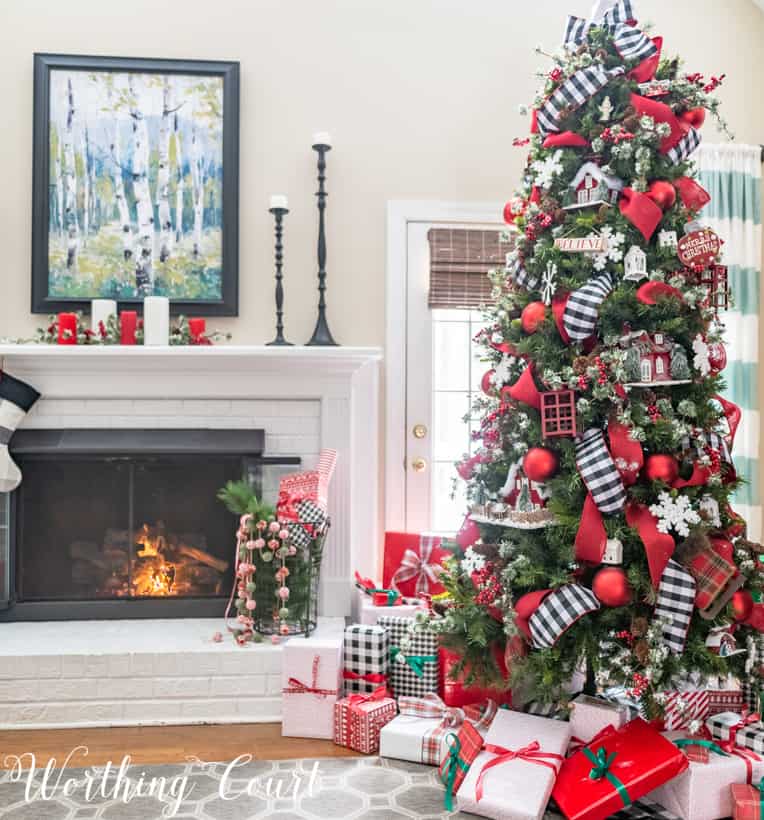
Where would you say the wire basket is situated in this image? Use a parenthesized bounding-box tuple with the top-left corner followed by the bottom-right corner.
(251, 519, 329, 638)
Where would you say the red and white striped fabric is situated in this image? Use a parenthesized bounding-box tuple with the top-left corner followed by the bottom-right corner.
(277, 448, 338, 520)
(663, 690, 711, 731)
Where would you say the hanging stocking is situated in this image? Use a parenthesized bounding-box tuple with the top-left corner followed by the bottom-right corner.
(0, 373, 41, 492)
(563, 273, 614, 342)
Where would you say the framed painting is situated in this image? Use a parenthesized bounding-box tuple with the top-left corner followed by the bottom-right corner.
(32, 54, 240, 316)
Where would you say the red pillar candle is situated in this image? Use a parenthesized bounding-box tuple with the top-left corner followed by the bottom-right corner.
(188, 317, 206, 342)
(120, 311, 138, 345)
(57, 313, 78, 345)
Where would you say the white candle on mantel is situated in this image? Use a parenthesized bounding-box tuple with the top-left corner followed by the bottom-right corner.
(312, 131, 332, 148)
(143, 296, 170, 346)
(91, 299, 117, 334)
(269, 194, 289, 210)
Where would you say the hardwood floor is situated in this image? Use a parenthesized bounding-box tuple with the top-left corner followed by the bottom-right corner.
(0, 723, 361, 769)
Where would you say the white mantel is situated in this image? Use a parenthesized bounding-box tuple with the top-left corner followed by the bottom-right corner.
(0, 344, 383, 617)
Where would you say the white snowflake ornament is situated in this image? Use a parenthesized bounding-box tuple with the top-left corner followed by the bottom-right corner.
(649, 491, 701, 538)
(541, 262, 558, 305)
(531, 150, 564, 190)
(590, 226, 625, 271)
(692, 334, 711, 377)
(461, 546, 486, 575)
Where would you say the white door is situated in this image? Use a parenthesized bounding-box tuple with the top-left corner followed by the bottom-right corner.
(402, 218, 501, 535)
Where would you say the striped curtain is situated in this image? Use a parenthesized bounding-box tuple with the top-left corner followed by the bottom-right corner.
(696, 144, 762, 539)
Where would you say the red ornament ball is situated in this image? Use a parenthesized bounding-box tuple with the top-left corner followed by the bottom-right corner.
(521, 302, 547, 334)
(731, 589, 754, 623)
(680, 107, 706, 129)
(592, 567, 633, 607)
(645, 454, 679, 484)
(708, 342, 727, 373)
(481, 369, 497, 397)
(523, 447, 559, 482)
(646, 180, 677, 211)
(746, 603, 764, 633)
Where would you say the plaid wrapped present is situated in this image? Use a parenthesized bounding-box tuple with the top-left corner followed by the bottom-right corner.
(378, 615, 438, 698)
(663, 690, 711, 731)
(277, 449, 337, 521)
(688, 541, 736, 611)
(707, 711, 764, 756)
(333, 686, 397, 754)
(731, 782, 764, 819)
(343, 624, 389, 696)
(439, 722, 483, 810)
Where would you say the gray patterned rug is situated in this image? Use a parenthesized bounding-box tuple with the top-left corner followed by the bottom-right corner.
(0, 756, 675, 819)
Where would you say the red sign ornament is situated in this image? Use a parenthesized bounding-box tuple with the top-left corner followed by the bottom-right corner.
(677, 229, 722, 268)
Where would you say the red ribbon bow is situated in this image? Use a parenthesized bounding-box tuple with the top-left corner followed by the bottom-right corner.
(625, 501, 676, 588)
(619, 187, 663, 241)
(476, 741, 563, 802)
(716, 715, 762, 784)
(342, 669, 388, 685)
(283, 655, 337, 698)
(346, 686, 390, 712)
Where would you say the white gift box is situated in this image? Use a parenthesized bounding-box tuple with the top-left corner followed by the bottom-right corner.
(456, 709, 571, 820)
(379, 712, 451, 764)
(648, 730, 764, 820)
(570, 694, 628, 743)
(281, 637, 342, 739)
(357, 588, 425, 625)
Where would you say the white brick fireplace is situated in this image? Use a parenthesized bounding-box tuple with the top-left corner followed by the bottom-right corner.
(0, 344, 381, 728)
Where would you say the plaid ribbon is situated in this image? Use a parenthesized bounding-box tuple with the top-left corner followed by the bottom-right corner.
(507, 252, 539, 291)
(655, 560, 696, 654)
(536, 65, 626, 135)
(564, 0, 657, 62)
(689, 545, 735, 610)
(667, 127, 702, 165)
(399, 693, 467, 765)
(563, 272, 614, 342)
(584, 747, 632, 809)
(673, 736, 727, 765)
(390, 535, 443, 596)
(282, 654, 338, 698)
(575, 428, 626, 515)
(475, 741, 564, 802)
(439, 724, 484, 810)
(528, 583, 601, 649)
(681, 430, 731, 466)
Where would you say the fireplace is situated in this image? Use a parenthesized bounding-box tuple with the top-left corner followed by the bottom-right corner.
(0, 429, 299, 621)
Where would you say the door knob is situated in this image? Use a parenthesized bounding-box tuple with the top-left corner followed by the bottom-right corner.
(411, 457, 427, 473)
(412, 424, 428, 439)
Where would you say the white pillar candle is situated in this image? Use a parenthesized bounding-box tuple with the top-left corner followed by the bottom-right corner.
(269, 194, 289, 210)
(91, 299, 117, 334)
(143, 296, 170, 346)
(312, 131, 332, 148)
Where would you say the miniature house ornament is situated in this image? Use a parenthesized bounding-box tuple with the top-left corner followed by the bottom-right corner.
(623, 246, 647, 282)
(602, 538, 623, 565)
(563, 162, 624, 210)
(658, 230, 678, 250)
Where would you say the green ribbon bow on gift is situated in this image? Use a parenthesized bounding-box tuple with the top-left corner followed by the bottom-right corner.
(389, 646, 437, 678)
(583, 747, 632, 809)
(440, 732, 469, 811)
(369, 588, 400, 605)
(673, 738, 728, 758)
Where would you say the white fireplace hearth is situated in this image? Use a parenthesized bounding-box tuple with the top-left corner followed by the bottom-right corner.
(0, 344, 381, 728)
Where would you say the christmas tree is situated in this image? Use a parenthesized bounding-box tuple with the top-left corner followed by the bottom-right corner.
(433, 0, 763, 717)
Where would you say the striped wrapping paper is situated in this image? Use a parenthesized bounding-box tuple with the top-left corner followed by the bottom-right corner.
(662, 690, 710, 731)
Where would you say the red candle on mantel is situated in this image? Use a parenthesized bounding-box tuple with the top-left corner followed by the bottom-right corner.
(188, 317, 206, 341)
(57, 313, 78, 345)
(120, 311, 138, 345)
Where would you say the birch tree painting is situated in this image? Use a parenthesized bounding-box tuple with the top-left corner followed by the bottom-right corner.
(46, 69, 224, 300)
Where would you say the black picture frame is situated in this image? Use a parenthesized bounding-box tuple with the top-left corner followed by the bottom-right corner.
(32, 53, 240, 316)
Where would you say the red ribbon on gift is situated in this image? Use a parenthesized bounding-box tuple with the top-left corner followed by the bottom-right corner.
(390, 536, 444, 595)
(711, 711, 762, 781)
(625, 501, 676, 587)
(475, 741, 564, 802)
(674, 176, 711, 212)
(343, 669, 388, 685)
(629, 93, 685, 153)
(283, 655, 337, 698)
(620, 187, 663, 241)
(346, 686, 390, 712)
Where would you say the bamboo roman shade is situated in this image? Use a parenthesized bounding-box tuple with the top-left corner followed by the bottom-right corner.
(427, 228, 512, 309)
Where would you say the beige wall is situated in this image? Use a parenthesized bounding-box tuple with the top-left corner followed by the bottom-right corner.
(2, 0, 764, 347)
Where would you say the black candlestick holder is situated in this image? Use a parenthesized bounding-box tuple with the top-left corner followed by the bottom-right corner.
(306, 140, 339, 346)
(267, 205, 292, 346)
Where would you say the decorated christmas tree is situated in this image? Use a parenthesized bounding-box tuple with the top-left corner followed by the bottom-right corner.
(433, 0, 763, 717)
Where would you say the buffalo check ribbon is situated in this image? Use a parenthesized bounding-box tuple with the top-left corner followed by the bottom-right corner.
(282, 654, 338, 698)
(507, 252, 539, 291)
(584, 746, 632, 808)
(475, 741, 563, 802)
(667, 127, 702, 165)
(390, 535, 443, 596)
(464, 698, 499, 732)
(441, 733, 469, 811)
(575, 427, 626, 515)
(563, 273, 614, 343)
(655, 559, 696, 654)
(399, 693, 467, 765)
(713, 713, 764, 783)
(563, 0, 657, 63)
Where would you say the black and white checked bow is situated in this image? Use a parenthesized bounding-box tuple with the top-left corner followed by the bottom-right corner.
(655, 559, 696, 654)
(529, 584, 600, 649)
(563, 272, 613, 342)
(507, 252, 539, 291)
(575, 428, 626, 514)
(666, 127, 701, 165)
(536, 65, 625, 136)
(563, 0, 657, 63)
(681, 431, 731, 465)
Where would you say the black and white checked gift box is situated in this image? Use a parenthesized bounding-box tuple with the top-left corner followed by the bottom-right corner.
(378, 615, 438, 699)
(655, 559, 696, 655)
(528, 584, 600, 649)
(575, 428, 626, 515)
(342, 624, 390, 696)
(563, 273, 614, 342)
(707, 711, 764, 756)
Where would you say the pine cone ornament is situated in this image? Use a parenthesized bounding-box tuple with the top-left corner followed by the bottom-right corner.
(634, 639, 650, 664)
(631, 616, 649, 637)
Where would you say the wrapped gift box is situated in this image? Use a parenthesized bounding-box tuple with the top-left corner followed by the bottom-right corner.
(731, 782, 764, 820)
(357, 587, 425, 626)
(708, 688, 746, 716)
(456, 708, 571, 820)
(379, 693, 496, 765)
(552, 719, 688, 820)
(743, 680, 761, 714)
(281, 637, 342, 739)
(439, 646, 513, 708)
(647, 730, 764, 820)
(378, 615, 438, 698)
(707, 712, 764, 755)
(570, 694, 628, 744)
(663, 690, 711, 731)
(343, 624, 389, 696)
(382, 532, 449, 598)
(601, 686, 644, 722)
(333, 688, 397, 754)
(439, 721, 484, 810)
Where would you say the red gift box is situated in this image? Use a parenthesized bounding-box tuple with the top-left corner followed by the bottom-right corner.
(709, 689, 746, 716)
(663, 690, 710, 731)
(732, 782, 764, 820)
(382, 532, 449, 598)
(277, 449, 337, 520)
(333, 687, 397, 754)
(438, 646, 512, 709)
(552, 718, 689, 820)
